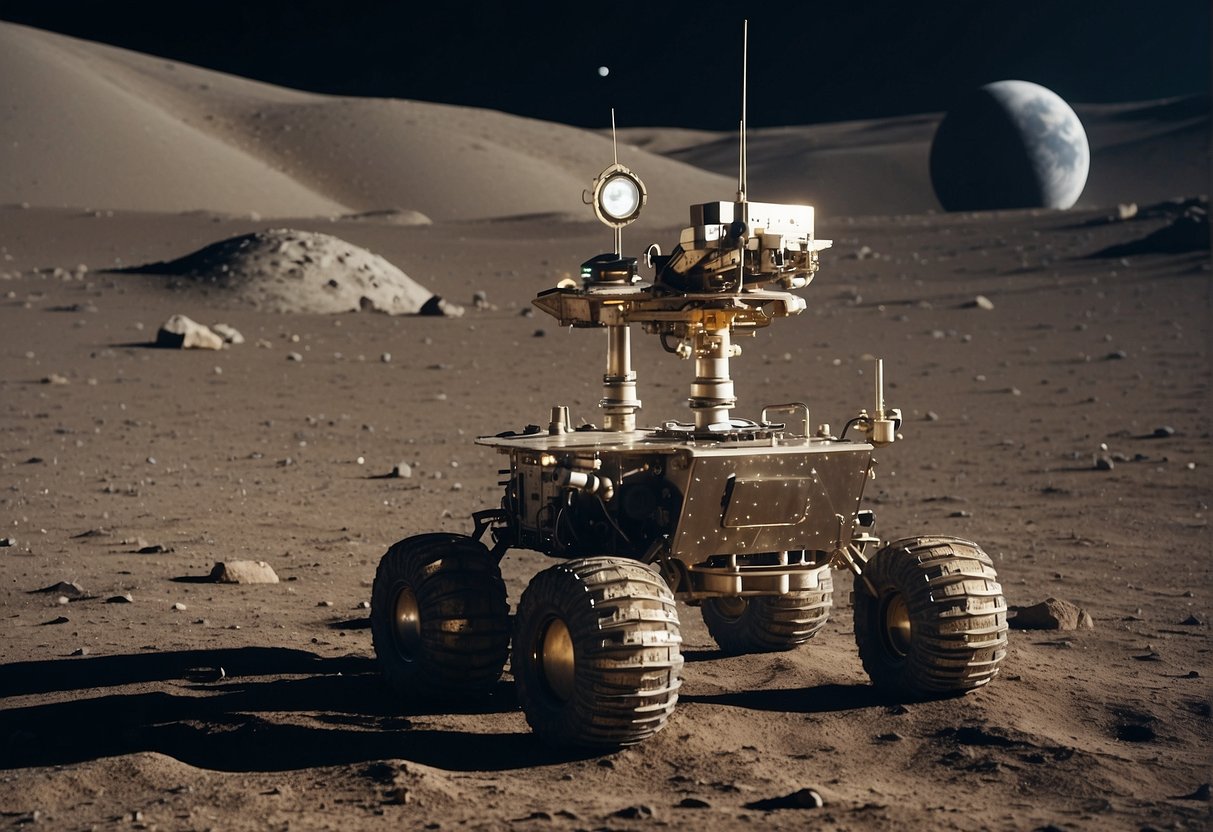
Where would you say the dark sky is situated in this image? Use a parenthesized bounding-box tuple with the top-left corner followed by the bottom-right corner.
(3, 0, 1209, 129)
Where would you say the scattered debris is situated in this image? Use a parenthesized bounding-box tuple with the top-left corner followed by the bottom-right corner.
(208, 560, 280, 584)
(1010, 598, 1094, 631)
(156, 314, 224, 350)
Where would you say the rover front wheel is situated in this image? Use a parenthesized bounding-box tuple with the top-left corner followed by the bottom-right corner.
(701, 567, 833, 654)
(854, 536, 1008, 697)
(513, 557, 683, 748)
(371, 533, 511, 699)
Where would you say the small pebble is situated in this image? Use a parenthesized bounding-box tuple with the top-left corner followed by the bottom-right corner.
(172, 602, 188, 611)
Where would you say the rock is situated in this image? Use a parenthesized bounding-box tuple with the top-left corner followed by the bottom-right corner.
(380, 352, 392, 363)
(107, 594, 134, 604)
(208, 560, 280, 584)
(32, 581, 85, 598)
(1116, 202, 1138, 220)
(1094, 455, 1114, 471)
(1153, 426, 1176, 437)
(614, 805, 655, 819)
(286, 352, 303, 362)
(211, 323, 245, 345)
(472, 290, 490, 309)
(137, 544, 172, 554)
(419, 295, 464, 317)
(41, 373, 70, 385)
(172, 602, 188, 611)
(1010, 598, 1093, 631)
(0, 537, 14, 547)
(792, 788, 824, 809)
(390, 462, 412, 479)
(1180, 614, 1205, 626)
(968, 295, 995, 311)
(156, 314, 224, 350)
(1104, 350, 1127, 360)
(676, 797, 711, 809)
(1178, 783, 1211, 801)
(42, 616, 70, 625)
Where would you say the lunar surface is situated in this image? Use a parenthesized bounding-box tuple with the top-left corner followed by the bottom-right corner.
(0, 21, 1209, 832)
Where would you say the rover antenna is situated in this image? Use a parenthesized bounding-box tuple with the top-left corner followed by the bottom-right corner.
(611, 108, 622, 255)
(737, 19, 748, 204)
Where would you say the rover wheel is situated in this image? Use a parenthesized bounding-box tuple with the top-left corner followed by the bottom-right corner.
(371, 533, 511, 699)
(854, 536, 1008, 697)
(701, 567, 833, 654)
(513, 557, 683, 748)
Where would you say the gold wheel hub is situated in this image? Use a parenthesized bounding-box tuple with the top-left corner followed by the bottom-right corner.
(537, 617, 575, 702)
(882, 592, 912, 658)
(392, 586, 422, 661)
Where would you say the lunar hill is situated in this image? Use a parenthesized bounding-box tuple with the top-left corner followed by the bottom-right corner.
(0, 21, 732, 224)
(117, 228, 454, 315)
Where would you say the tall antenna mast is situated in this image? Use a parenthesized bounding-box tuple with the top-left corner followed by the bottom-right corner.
(611, 108, 622, 255)
(737, 19, 748, 203)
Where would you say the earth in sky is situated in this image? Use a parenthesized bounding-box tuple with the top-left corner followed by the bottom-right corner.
(929, 80, 1090, 211)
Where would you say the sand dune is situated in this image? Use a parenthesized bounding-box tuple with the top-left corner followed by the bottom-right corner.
(0, 22, 733, 223)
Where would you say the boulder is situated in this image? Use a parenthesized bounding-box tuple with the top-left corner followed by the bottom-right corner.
(157, 315, 223, 350)
(208, 560, 280, 584)
(1010, 597, 1094, 630)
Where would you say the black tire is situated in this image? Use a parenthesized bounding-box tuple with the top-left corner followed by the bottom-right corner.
(513, 557, 683, 748)
(701, 567, 833, 654)
(371, 533, 511, 699)
(854, 536, 1008, 697)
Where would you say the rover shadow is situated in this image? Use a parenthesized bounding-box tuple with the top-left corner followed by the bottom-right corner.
(680, 682, 900, 714)
(0, 647, 591, 772)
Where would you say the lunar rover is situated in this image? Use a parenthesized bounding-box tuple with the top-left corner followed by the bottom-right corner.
(370, 42, 1008, 748)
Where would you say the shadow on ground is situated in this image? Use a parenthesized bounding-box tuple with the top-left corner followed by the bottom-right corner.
(0, 647, 595, 772)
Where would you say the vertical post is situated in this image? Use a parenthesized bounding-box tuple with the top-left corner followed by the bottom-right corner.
(601, 325, 640, 432)
(689, 326, 737, 431)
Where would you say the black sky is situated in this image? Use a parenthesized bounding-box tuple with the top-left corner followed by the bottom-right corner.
(2, 0, 1209, 129)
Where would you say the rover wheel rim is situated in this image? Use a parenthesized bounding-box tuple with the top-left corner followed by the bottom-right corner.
(881, 592, 912, 658)
(392, 586, 421, 661)
(537, 616, 576, 702)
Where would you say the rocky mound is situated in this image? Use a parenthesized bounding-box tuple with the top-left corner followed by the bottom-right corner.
(119, 229, 457, 315)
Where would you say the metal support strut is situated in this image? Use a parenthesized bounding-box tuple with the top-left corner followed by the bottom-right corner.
(601, 324, 640, 432)
(689, 326, 737, 430)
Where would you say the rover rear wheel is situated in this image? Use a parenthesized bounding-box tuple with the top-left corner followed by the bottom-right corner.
(701, 567, 833, 654)
(513, 557, 683, 748)
(854, 536, 1007, 697)
(371, 533, 511, 699)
